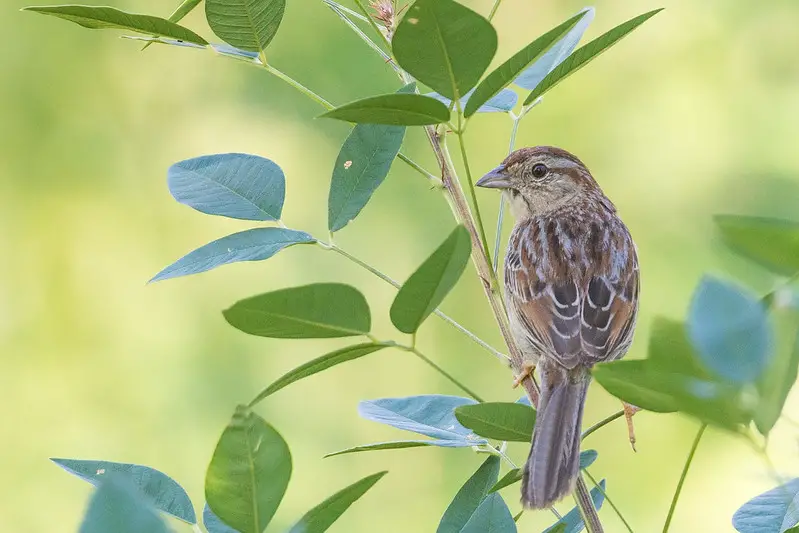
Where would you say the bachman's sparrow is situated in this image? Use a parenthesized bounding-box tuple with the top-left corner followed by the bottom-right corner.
(476, 146, 640, 509)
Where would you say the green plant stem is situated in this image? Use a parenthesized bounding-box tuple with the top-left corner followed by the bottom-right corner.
(398, 153, 443, 187)
(455, 110, 494, 269)
(581, 410, 626, 440)
(492, 99, 542, 272)
(323, 1, 397, 69)
(401, 345, 485, 402)
(192, 525, 203, 533)
(321, 0, 369, 22)
(662, 424, 707, 533)
(263, 63, 334, 110)
(487, 0, 503, 21)
(491, 112, 522, 272)
(584, 469, 634, 533)
(322, 242, 508, 362)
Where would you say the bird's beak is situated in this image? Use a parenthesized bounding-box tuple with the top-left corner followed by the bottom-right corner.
(476, 166, 511, 189)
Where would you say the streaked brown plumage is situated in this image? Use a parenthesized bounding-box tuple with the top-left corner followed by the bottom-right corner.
(477, 146, 640, 509)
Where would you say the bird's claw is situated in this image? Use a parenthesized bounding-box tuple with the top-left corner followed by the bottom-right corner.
(512, 364, 536, 389)
(623, 402, 641, 452)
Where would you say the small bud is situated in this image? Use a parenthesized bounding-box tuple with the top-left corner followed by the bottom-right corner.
(370, 0, 396, 37)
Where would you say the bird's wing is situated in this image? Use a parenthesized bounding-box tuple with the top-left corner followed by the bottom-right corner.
(505, 217, 639, 370)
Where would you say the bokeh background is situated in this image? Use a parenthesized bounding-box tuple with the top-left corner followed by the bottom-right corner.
(3, 0, 799, 530)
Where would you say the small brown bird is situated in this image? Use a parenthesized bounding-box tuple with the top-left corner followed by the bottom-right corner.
(476, 146, 640, 509)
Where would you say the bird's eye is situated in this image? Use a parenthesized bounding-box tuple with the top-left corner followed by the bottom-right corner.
(531, 163, 548, 178)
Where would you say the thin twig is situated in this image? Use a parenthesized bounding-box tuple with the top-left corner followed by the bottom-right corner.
(662, 424, 707, 533)
(321, 0, 370, 22)
(454, 113, 494, 268)
(324, 1, 398, 70)
(492, 113, 522, 272)
(397, 153, 443, 187)
(584, 469, 635, 533)
(404, 345, 485, 402)
(582, 410, 626, 440)
(575, 475, 604, 533)
(487, 0, 503, 21)
(352, 0, 393, 50)
(322, 243, 508, 362)
(263, 63, 334, 110)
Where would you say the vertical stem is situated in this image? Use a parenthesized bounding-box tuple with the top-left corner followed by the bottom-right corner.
(492, 113, 522, 272)
(662, 424, 707, 533)
(584, 469, 635, 533)
(425, 125, 540, 403)
(574, 475, 604, 533)
(455, 126, 494, 269)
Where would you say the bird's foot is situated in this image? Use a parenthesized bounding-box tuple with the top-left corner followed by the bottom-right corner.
(512, 363, 536, 389)
(623, 402, 641, 452)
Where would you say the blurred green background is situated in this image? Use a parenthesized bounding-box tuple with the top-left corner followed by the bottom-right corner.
(3, 0, 799, 531)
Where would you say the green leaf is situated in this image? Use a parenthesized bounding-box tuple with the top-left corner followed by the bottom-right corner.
(206, 0, 285, 52)
(168, 153, 285, 221)
(733, 478, 799, 533)
(391, 226, 472, 333)
(328, 123, 405, 232)
(461, 493, 516, 533)
(487, 469, 522, 494)
(514, 8, 595, 90)
(688, 276, 773, 384)
(324, 440, 449, 458)
(523, 9, 663, 105)
(437, 456, 500, 533)
(593, 360, 750, 430)
(755, 310, 799, 435)
(52, 458, 195, 524)
(151, 228, 314, 282)
(544, 480, 606, 533)
(359, 395, 486, 445)
(203, 504, 238, 533)
(79, 475, 172, 533)
(464, 10, 588, 117)
(224, 283, 371, 338)
(205, 406, 292, 533)
(579, 449, 599, 470)
(23, 5, 208, 45)
(648, 317, 712, 378)
(328, 82, 416, 233)
(714, 215, 799, 277)
(287, 471, 387, 533)
(488, 451, 597, 494)
(392, 0, 497, 100)
(320, 94, 451, 125)
(454, 402, 535, 442)
(250, 343, 389, 406)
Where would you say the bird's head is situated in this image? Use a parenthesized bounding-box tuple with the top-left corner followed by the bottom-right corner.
(476, 146, 606, 219)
